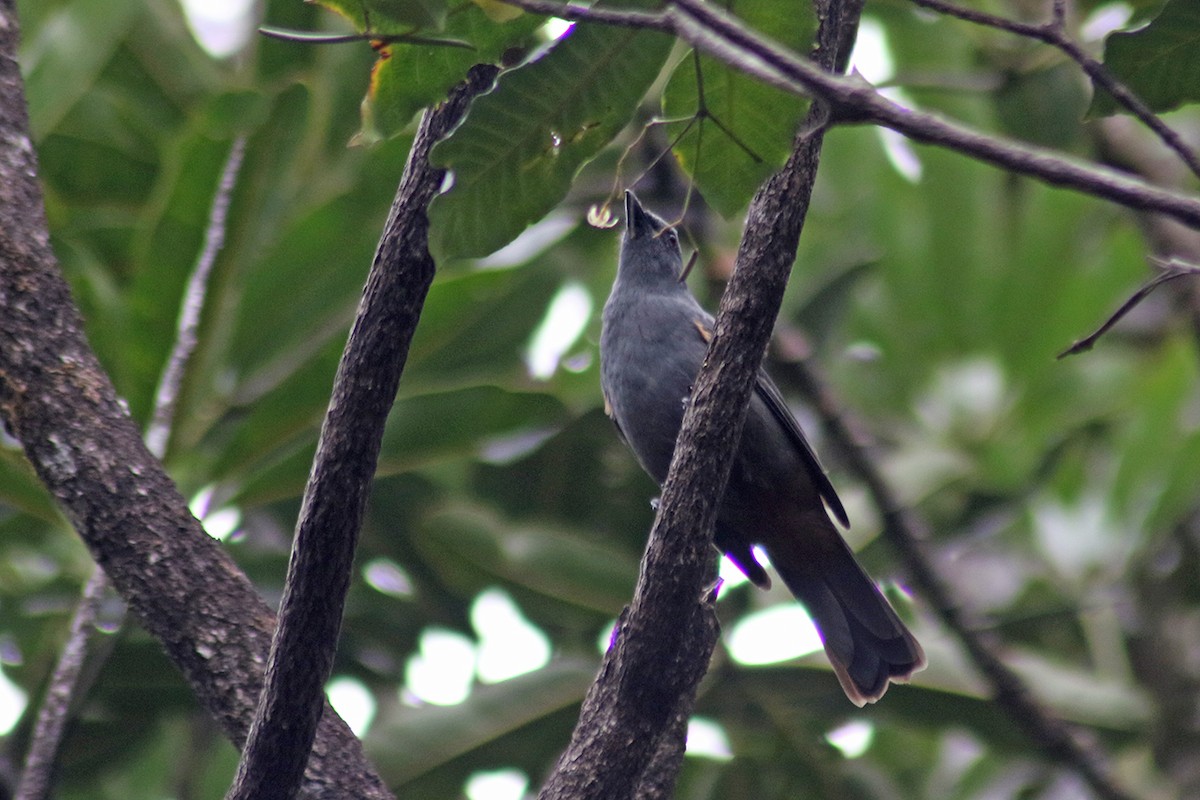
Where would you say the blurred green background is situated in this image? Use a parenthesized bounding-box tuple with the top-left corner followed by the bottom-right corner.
(3, 0, 1199, 798)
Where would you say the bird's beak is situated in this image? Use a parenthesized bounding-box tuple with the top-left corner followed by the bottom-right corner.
(624, 190, 656, 240)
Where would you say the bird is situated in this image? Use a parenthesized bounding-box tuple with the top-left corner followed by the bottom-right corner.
(599, 190, 925, 706)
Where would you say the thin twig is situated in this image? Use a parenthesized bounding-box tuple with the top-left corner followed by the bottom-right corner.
(258, 26, 474, 50)
(908, 0, 1200, 180)
(14, 568, 109, 800)
(1058, 257, 1200, 357)
(691, 49, 765, 163)
(1051, 0, 1067, 29)
(497, 0, 1200, 228)
(145, 137, 246, 460)
(598, 111, 698, 227)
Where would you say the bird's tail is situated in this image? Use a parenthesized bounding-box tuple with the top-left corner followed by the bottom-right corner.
(767, 509, 926, 706)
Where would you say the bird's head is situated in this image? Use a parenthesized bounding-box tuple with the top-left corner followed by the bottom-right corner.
(618, 191, 684, 286)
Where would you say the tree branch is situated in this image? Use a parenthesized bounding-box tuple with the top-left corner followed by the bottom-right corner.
(536, 1, 862, 796)
(631, 703, 691, 800)
(500, 0, 1200, 228)
(1058, 258, 1200, 357)
(145, 137, 247, 460)
(516, 1, 1141, 794)
(17, 130, 249, 800)
(225, 63, 500, 800)
(771, 348, 1136, 800)
(0, 5, 387, 797)
(908, 0, 1200, 181)
(1095, 115, 1200, 359)
(13, 568, 108, 800)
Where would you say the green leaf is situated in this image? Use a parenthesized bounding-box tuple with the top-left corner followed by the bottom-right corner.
(993, 63, 1089, 150)
(209, 338, 344, 507)
(214, 261, 559, 506)
(19, 0, 142, 136)
(414, 504, 639, 614)
(662, 3, 815, 218)
(223, 385, 566, 507)
(380, 387, 569, 471)
(472, 409, 660, 544)
(707, 639, 1148, 741)
(0, 447, 59, 522)
(318, 0, 450, 32)
(403, 265, 562, 388)
(365, 3, 544, 139)
(428, 23, 673, 259)
(1113, 338, 1200, 525)
(367, 659, 595, 788)
(1091, 0, 1200, 116)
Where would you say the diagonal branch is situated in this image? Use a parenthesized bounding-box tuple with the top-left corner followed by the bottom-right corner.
(536, 1, 863, 797)
(13, 568, 109, 800)
(15, 136, 248, 800)
(1058, 257, 1200, 357)
(773, 351, 1135, 800)
(499, 0, 1200, 229)
(0, 5, 386, 797)
(908, 0, 1200, 181)
(225, 64, 500, 800)
(145, 137, 247, 460)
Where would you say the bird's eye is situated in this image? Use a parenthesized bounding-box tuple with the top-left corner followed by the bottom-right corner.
(667, 229, 679, 247)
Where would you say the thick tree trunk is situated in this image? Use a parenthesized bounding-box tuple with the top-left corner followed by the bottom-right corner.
(0, 4, 388, 797)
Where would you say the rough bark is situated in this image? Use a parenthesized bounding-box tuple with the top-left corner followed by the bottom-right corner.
(0, 4, 383, 797)
(535, 1, 862, 796)
(226, 64, 499, 800)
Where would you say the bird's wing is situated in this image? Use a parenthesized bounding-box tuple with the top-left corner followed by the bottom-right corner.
(693, 317, 849, 528)
(753, 368, 849, 526)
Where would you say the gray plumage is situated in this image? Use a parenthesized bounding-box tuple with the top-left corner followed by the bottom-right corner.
(600, 191, 925, 706)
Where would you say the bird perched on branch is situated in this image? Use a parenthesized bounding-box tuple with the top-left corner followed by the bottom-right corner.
(599, 191, 925, 706)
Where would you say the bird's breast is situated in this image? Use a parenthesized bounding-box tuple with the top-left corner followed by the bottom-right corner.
(600, 294, 704, 484)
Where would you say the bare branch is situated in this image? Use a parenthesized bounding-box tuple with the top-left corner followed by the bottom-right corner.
(15, 131, 248, 800)
(1095, 115, 1200, 359)
(0, 5, 389, 796)
(632, 703, 691, 800)
(909, 0, 1200, 180)
(14, 569, 109, 800)
(1052, 0, 1067, 29)
(536, 0, 863, 796)
(499, 0, 1200, 228)
(145, 137, 246, 460)
(772, 348, 1136, 800)
(1058, 257, 1200, 357)
(258, 25, 474, 50)
(225, 65, 500, 800)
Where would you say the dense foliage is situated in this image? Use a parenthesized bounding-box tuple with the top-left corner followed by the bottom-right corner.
(4, 0, 1200, 797)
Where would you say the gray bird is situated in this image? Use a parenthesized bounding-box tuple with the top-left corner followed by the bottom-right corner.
(600, 191, 925, 706)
